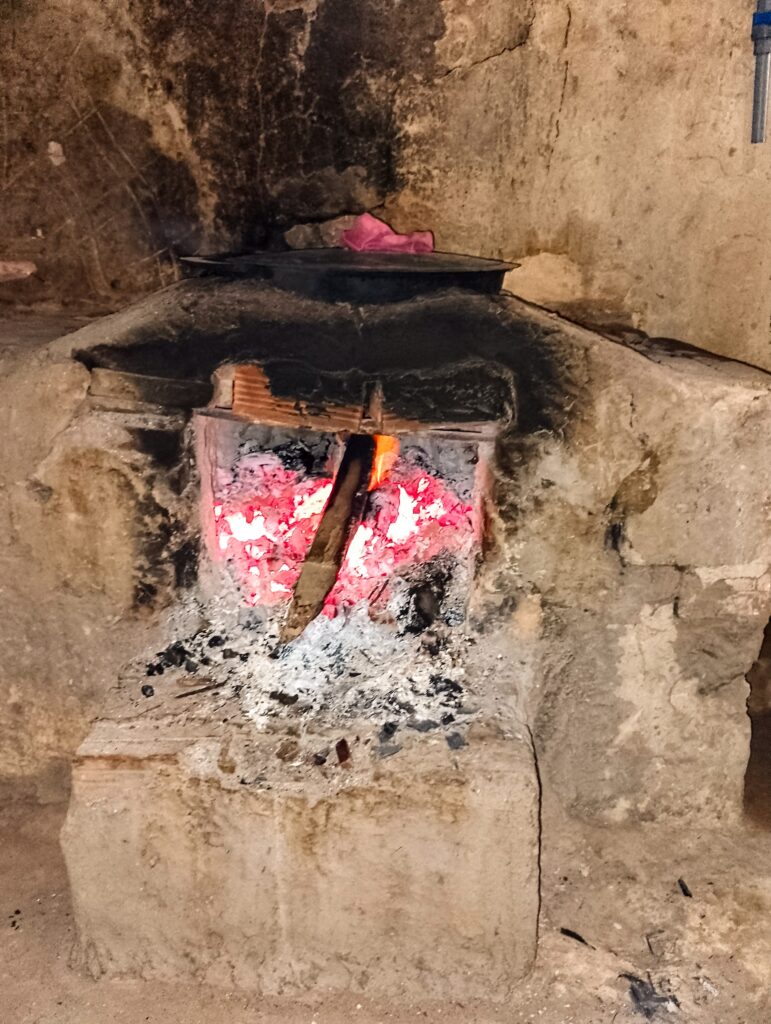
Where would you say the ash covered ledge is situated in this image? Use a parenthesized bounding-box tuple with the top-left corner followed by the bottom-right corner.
(5, 272, 768, 1003)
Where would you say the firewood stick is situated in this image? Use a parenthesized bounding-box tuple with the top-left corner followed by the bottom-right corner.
(280, 434, 375, 643)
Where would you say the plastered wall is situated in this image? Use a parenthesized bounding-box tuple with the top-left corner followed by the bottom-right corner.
(2, 1, 769, 367)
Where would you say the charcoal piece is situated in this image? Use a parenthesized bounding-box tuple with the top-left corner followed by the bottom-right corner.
(405, 583, 442, 632)
(378, 721, 398, 742)
(621, 974, 679, 1019)
(281, 433, 375, 643)
(560, 927, 594, 948)
(269, 690, 299, 706)
(270, 439, 317, 475)
(184, 659, 198, 674)
(221, 648, 239, 659)
(441, 713, 455, 725)
(408, 719, 439, 732)
(140, 684, 155, 698)
(428, 675, 464, 707)
(428, 675, 463, 696)
(208, 635, 225, 647)
(162, 641, 188, 667)
(377, 744, 402, 759)
(446, 732, 467, 750)
(313, 751, 328, 766)
(335, 738, 351, 763)
(677, 878, 693, 897)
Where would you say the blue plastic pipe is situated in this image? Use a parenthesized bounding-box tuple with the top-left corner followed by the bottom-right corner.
(751, 1, 771, 141)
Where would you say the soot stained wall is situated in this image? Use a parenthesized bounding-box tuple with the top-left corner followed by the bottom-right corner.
(2, 0, 770, 367)
(0, 0, 442, 309)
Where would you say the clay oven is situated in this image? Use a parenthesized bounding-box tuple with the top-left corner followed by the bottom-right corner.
(58, 250, 551, 998)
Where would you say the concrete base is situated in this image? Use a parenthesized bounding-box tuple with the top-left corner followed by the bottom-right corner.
(61, 718, 539, 1002)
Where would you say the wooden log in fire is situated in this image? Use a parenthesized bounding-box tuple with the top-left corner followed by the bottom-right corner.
(280, 434, 375, 643)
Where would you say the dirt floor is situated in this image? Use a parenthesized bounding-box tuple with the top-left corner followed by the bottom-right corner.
(3, 796, 770, 1024)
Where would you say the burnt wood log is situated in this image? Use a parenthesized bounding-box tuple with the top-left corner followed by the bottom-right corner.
(280, 434, 375, 643)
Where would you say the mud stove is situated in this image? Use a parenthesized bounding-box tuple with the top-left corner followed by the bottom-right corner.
(59, 251, 563, 999)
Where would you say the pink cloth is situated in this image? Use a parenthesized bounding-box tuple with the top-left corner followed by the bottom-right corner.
(340, 213, 434, 254)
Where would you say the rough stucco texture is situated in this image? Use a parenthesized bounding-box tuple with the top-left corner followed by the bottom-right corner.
(1, 1, 769, 368)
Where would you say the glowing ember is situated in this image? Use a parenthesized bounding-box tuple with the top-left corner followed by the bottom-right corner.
(214, 448, 473, 614)
(214, 455, 335, 606)
(324, 469, 472, 613)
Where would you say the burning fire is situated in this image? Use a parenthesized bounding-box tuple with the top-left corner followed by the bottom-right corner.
(214, 441, 473, 613)
(214, 457, 334, 606)
(369, 434, 400, 490)
(324, 471, 472, 613)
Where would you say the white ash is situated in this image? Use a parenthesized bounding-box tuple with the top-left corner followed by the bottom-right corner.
(120, 583, 489, 733)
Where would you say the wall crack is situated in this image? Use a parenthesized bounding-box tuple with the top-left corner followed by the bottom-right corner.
(437, 10, 536, 80)
(525, 723, 543, 951)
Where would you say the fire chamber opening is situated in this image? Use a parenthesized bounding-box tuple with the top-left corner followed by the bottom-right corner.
(200, 420, 480, 630)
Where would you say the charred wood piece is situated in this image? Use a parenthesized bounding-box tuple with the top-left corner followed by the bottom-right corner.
(280, 434, 375, 643)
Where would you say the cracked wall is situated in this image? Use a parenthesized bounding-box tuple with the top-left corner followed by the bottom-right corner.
(2, 0, 770, 368)
(386, 0, 771, 370)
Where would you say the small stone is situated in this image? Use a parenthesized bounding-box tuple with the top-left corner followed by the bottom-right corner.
(47, 141, 66, 166)
(378, 721, 398, 742)
(446, 732, 467, 750)
(285, 214, 357, 249)
(335, 738, 351, 763)
(421, 633, 442, 656)
(141, 684, 155, 698)
(275, 738, 299, 761)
